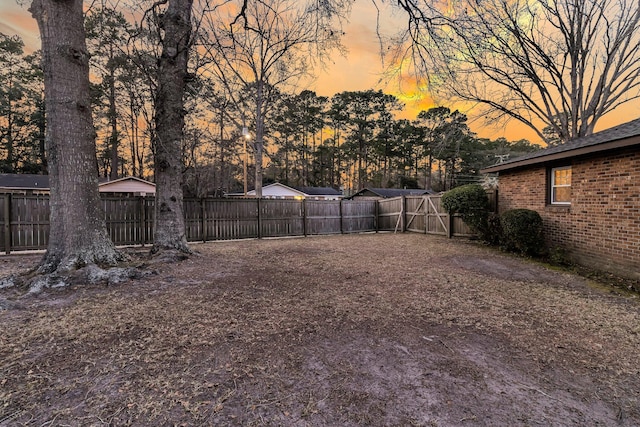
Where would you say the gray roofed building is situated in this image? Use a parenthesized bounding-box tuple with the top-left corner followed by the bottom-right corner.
(348, 188, 436, 199)
(0, 174, 50, 192)
(294, 186, 342, 196)
(0, 174, 155, 195)
(226, 182, 343, 199)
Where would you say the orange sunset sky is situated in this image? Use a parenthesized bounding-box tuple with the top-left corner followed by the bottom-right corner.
(1, 0, 638, 144)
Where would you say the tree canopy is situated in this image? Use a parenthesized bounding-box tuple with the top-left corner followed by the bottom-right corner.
(2, 22, 539, 195)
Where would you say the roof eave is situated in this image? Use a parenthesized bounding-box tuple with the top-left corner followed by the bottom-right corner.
(481, 136, 640, 173)
(98, 176, 155, 187)
(0, 186, 49, 191)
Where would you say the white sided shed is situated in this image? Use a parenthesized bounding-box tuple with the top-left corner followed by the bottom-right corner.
(245, 183, 307, 199)
(98, 176, 156, 196)
(228, 182, 343, 200)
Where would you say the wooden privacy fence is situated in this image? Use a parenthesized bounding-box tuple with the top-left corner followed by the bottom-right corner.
(0, 192, 496, 254)
(182, 198, 377, 241)
(0, 194, 377, 254)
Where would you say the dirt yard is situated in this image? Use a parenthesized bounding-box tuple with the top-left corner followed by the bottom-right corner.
(1, 233, 639, 426)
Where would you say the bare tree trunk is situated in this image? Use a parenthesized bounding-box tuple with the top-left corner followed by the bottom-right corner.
(7, 102, 14, 171)
(284, 137, 290, 184)
(426, 155, 432, 190)
(129, 99, 138, 177)
(253, 81, 265, 198)
(358, 135, 365, 190)
(108, 47, 119, 180)
(30, 0, 123, 274)
(151, 0, 192, 254)
(216, 106, 224, 193)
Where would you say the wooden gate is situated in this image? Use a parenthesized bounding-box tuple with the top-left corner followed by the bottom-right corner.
(383, 194, 482, 237)
(424, 195, 449, 236)
(405, 196, 426, 233)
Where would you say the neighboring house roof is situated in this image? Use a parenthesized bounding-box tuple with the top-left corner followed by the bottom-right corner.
(228, 182, 343, 198)
(0, 174, 155, 194)
(482, 117, 640, 173)
(0, 173, 49, 191)
(98, 176, 156, 194)
(293, 186, 342, 196)
(348, 188, 435, 199)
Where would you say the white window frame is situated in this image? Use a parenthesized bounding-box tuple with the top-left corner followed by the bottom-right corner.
(550, 166, 571, 205)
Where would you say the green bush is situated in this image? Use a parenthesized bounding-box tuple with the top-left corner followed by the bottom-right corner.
(441, 184, 490, 238)
(500, 209, 545, 256)
(485, 213, 502, 246)
(548, 246, 571, 266)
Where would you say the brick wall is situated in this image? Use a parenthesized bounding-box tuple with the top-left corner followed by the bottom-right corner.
(498, 148, 640, 280)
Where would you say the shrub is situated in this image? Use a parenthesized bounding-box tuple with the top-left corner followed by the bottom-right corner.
(441, 184, 490, 238)
(548, 246, 571, 266)
(485, 213, 502, 246)
(500, 209, 545, 256)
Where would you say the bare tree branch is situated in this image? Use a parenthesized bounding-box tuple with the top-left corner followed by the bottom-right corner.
(393, 0, 640, 142)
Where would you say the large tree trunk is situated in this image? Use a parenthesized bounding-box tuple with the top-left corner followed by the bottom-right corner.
(151, 0, 193, 254)
(36, 98, 47, 173)
(30, 0, 123, 274)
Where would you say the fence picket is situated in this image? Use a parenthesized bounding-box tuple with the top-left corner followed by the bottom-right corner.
(2, 194, 10, 254)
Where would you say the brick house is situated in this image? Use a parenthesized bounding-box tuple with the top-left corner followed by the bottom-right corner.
(482, 118, 640, 280)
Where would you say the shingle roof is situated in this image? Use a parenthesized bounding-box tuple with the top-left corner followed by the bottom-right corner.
(227, 183, 343, 197)
(294, 186, 342, 196)
(351, 188, 435, 198)
(482, 117, 640, 173)
(0, 174, 157, 193)
(0, 173, 49, 190)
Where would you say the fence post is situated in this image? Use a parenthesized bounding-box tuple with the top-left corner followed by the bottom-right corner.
(424, 196, 428, 234)
(257, 198, 262, 239)
(302, 199, 307, 236)
(401, 195, 407, 233)
(201, 198, 207, 243)
(3, 193, 11, 254)
(374, 199, 379, 232)
(339, 199, 344, 234)
(448, 213, 454, 239)
(138, 196, 145, 247)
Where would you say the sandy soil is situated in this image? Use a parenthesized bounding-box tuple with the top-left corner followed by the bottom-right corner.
(1, 233, 639, 426)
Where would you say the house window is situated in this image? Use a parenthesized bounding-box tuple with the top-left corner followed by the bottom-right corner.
(550, 166, 571, 205)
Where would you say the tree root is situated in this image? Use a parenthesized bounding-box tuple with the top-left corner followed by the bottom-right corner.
(0, 262, 156, 297)
(148, 246, 195, 264)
